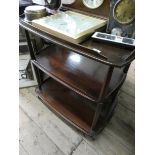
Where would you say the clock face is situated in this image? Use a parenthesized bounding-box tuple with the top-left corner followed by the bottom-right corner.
(47, 0, 52, 3)
(83, 0, 104, 9)
(113, 0, 135, 24)
(61, 0, 76, 5)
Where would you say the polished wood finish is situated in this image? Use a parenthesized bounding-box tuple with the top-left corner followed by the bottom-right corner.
(25, 30, 43, 89)
(21, 27, 130, 137)
(91, 66, 114, 130)
(36, 78, 116, 136)
(19, 4, 135, 137)
(19, 16, 134, 67)
(37, 78, 95, 134)
(32, 45, 125, 102)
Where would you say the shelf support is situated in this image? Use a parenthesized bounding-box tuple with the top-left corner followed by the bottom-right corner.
(91, 66, 114, 131)
(24, 30, 35, 59)
(123, 63, 131, 74)
(98, 66, 114, 102)
(24, 30, 43, 89)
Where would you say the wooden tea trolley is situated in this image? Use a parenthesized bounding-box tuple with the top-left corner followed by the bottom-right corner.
(19, 0, 135, 138)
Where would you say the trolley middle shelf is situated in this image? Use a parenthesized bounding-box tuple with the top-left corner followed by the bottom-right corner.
(32, 45, 126, 102)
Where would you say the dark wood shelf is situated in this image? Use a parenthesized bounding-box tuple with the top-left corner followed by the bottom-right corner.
(32, 45, 125, 102)
(19, 1, 135, 137)
(19, 16, 134, 67)
(36, 78, 105, 135)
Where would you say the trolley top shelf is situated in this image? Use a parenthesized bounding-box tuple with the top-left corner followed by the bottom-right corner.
(19, 14, 135, 68)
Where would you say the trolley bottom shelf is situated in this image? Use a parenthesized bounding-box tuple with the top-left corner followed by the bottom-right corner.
(36, 78, 116, 136)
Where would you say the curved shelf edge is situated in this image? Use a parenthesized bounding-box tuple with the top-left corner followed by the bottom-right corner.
(19, 17, 135, 67)
(36, 78, 114, 137)
(32, 60, 98, 102)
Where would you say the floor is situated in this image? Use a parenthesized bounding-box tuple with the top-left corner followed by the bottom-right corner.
(19, 53, 37, 88)
(19, 62, 135, 155)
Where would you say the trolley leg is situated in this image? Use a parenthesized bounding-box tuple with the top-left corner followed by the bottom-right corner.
(91, 66, 114, 131)
(24, 30, 42, 89)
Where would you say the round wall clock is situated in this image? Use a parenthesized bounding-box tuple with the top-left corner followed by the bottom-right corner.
(82, 0, 104, 9)
(61, 0, 76, 5)
(47, 0, 51, 3)
(45, 0, 61, 9)
(113, 0, 135, 24)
